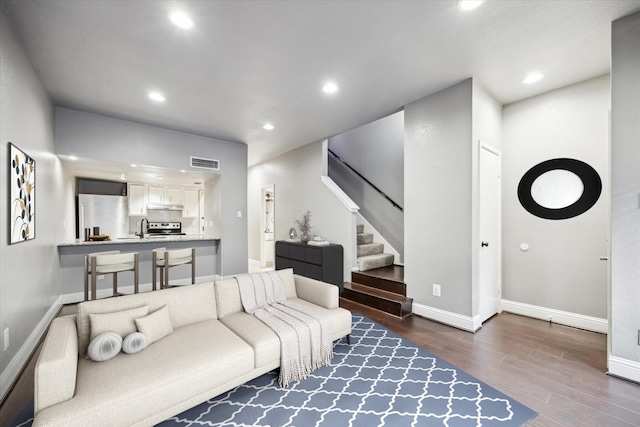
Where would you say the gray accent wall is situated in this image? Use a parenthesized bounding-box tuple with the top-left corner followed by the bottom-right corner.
(54, 107, 248, 277)
(502, 75, 610, 319)
(248, 140, 353, 282)
(611, 12, 640, 365)
(328, 111, 404, 260)
(0, 5, 74, 392)
(404, 79, 474, 317)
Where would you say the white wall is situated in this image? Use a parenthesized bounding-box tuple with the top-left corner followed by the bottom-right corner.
(404, 78, 502, 328)
(248, 140, 353, 282)
(0, 5, 74, 398)
(329, 111, 404, 205)
(471, 79, 503, 317)
(328, 111, 404, 259)
(610, 12, 640, 382)
(404, 79, 474, 318)
(54, 107, 248, 276)
(502, 75, 610, 320)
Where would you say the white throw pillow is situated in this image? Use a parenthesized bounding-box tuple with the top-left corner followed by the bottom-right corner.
(88, 332, 122, 362)
(122, 332, 147, 354)
(89, 305, 149, 341)
(135, 305, 173, 345)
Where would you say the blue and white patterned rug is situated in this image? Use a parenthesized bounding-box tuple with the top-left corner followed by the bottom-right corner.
(158, 313, 536, 427)
(9, 313, 537, 427)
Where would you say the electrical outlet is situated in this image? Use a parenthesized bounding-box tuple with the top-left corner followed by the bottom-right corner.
(97, 275, 105, 280)
(3, 328, 9, 351)
(432, 284, 441, 297)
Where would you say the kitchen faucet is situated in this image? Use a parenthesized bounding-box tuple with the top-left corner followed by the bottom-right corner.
(138, 218, 149, 238)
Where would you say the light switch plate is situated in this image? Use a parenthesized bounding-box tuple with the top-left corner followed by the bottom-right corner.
(3, 328, 9, 351)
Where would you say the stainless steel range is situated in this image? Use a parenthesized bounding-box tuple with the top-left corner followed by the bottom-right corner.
(147, 222, 185, 236)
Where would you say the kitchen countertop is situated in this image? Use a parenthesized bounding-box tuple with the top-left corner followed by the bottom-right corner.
(58, 235, 220, 247)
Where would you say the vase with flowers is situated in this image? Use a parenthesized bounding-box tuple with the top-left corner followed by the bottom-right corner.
(295, 210, 312, 244)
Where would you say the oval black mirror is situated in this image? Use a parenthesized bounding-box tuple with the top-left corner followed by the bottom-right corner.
(517, 158, 602, 220)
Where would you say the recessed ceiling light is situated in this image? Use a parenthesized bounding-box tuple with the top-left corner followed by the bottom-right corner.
(130, 164, 138, 167)
(148, 91, 166, 102)
(168, 10, 195, 29)
(522, 73, 545, 84)
(68, 155, 78, 161)
(458, 0, 485, 11)
(263, 123, 275, 131)
(180, 170, 186, 173)
(322, 82, 339, 94)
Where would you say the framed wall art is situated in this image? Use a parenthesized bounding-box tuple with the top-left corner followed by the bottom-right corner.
(9, 142, 36, 243)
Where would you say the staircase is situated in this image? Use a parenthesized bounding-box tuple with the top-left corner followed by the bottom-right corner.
(355, 224, 394, 271)
(341, 225, 412, 318)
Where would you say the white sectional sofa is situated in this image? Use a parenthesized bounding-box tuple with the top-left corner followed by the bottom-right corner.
(33, 269, 351, 427)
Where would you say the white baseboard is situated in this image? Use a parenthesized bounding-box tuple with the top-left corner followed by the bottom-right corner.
(608, 356, 640, 383)
(412, 302, 481, 332)
(501, 299, 608, 334)
(61, 275, 220, 304)
(0, 296, 62, 401)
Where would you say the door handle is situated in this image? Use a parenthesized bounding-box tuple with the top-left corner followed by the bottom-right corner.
(481, 242, 489, 247)
(600, 256, 609, 261)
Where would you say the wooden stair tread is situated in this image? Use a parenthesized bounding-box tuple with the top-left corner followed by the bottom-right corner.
(339, 297, 411, 320)
(343, 282, 412, 303)
(354, 265, 404, 283)
(351, 265, 406, 296)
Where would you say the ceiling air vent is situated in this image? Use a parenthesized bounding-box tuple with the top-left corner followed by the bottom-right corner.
(190, 156, 220, 171)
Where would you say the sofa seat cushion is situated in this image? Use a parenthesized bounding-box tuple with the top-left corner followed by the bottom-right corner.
(219, 298, 352, 370)
(287, 298, 353, 341)
(33, 319, 254, 427)
(219, 312, 280, 369)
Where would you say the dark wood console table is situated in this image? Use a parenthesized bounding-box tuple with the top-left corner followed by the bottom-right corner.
(275, 241, 343, 290)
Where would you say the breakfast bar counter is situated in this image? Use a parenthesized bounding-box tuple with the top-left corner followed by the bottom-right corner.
(58, 234, 218, 247)
(58, 236, 221, 301)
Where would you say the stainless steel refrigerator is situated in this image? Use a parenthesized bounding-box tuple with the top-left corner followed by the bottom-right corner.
(78, 194, 129, 240)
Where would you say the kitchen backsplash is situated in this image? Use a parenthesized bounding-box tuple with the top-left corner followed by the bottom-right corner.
(127, 211, 201, 235)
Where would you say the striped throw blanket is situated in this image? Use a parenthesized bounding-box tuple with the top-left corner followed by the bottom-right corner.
(236, 272, 333, 387)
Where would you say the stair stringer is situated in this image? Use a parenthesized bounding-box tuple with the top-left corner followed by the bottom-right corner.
(320, 175, 359, 272)
(356, 212, 402, 268)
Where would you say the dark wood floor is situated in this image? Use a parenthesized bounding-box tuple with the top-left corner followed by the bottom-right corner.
(341, 300, 640, 427)
(2, 303, 640, 427)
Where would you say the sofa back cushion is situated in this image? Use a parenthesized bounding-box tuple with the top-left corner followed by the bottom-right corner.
(77, 282, 216, 356)
(215, 268, 297, 318)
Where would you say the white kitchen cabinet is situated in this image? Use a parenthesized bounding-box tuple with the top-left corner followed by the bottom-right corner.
(183, 189, 199, 218)
(166, 187, 183, 204)
(148, 186, 164, 204)
(128, 184, 148, 216)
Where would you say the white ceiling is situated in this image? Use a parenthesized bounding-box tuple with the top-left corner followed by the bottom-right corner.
(4, 0, 640, 169)
(58, 155, 212, 189)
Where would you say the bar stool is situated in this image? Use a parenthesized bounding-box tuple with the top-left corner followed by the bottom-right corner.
(84, 250, 120, 301)
(152, 247, 195, 290)
(90, 252, 139, 300)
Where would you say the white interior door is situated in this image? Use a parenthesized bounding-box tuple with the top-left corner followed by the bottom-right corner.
(479, 142, 501, 323)
(260, 185, 275, 268)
